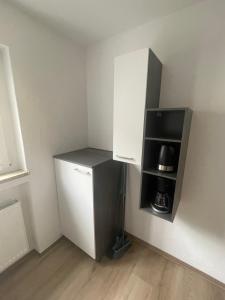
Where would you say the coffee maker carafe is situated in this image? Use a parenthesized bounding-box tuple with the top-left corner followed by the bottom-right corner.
(151, 177, 172, 214)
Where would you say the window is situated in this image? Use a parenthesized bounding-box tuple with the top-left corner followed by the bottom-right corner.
(0, 44, 27, 177)
(0, 117, 10, 172)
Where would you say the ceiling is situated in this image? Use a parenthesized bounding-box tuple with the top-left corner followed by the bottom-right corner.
(10, 0, 204, 45)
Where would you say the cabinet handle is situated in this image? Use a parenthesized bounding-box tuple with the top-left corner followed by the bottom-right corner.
(116, 155, 135, 161)
(74, 168, 91, 175)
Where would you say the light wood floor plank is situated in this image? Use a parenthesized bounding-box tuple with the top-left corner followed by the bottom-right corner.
(0, 237, 225, 300)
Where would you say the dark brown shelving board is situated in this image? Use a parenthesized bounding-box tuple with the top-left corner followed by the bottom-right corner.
(145, 137, 181, 143)
(143, 169, 177, 180)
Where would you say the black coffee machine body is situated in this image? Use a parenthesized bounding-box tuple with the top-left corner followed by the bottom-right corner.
(158, 145, 175, 172)
(151, 144, 176, 214)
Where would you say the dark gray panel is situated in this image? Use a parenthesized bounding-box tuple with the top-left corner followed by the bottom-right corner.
(172, 109, 193, 220)
(54, 148, 112, 168)
(146, 49, 162, 109)
(93, 160, 122, 261)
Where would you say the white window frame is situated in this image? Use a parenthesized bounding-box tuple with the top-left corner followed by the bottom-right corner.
(0, 44, 27, 178)
(0, 115, 10, 173)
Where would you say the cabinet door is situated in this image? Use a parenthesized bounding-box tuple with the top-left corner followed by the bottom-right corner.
(113, 48, 149, 165)
(55, 159, 95, 259)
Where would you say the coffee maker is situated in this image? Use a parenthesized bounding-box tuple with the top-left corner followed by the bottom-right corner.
(158, 145, 175, 172)
(151, 177, 172, 214)
(151, 144, 175, 213)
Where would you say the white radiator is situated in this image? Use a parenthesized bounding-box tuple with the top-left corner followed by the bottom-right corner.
(0, 200, 29, 273)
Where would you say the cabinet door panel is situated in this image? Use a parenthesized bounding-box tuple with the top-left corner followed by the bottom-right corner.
(113, 48, 149, 165)
(55, 159, 95, 259)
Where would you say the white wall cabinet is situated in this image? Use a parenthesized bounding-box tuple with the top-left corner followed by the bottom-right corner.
(54, 148, 122, 260)
(113, 48, 162, 165)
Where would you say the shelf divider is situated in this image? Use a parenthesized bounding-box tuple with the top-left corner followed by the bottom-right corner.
(145, 137, 181, 143)
(143, 168, 177, 180)
(141, 207, 173, 222)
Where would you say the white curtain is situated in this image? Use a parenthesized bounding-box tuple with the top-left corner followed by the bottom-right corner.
(0, 115, 10, 171)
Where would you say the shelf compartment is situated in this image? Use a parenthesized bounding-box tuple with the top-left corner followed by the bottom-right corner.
(145, 110, 185, 140)
(140, 173, 176, 220)
(143, 139, 180, 172)
(143, 169, 177, 180)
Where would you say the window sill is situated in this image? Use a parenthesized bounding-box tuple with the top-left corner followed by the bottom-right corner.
(0, 170, 30, 191)
(0, 170, 29, 183)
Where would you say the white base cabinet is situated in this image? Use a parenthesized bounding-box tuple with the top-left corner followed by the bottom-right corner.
(55, 159, 96, 258)
(54, 148, 122, 261)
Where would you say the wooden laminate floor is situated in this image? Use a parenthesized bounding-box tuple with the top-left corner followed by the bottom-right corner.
(0, 237, 225, 300)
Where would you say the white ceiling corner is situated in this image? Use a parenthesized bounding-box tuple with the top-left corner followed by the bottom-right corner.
(9, 0, 205, 45)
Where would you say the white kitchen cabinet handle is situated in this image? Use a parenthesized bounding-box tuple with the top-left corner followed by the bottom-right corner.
(74, 168, 91, 175)
(116, 155, 135, 161)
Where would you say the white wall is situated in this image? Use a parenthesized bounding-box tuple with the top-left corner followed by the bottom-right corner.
(0, 184, 34, 247)
(87, 0, 225, 283)
(0, 1, 87, 252)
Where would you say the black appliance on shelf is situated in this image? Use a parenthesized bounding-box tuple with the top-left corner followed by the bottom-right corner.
(158, 145, 175, 172)
(151, 144, 175, 213)
(151, 177, 173, 214)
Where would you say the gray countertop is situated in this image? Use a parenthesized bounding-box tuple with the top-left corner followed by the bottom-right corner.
(54, 148, 112, 168)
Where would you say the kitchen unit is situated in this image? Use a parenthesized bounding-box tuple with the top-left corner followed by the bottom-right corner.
(113, 48, 162, 165)
(54, 148, 122, 260)
(113, 48, 192, 221)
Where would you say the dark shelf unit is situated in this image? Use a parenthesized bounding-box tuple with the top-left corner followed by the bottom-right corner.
(140, 108, 192, 222)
